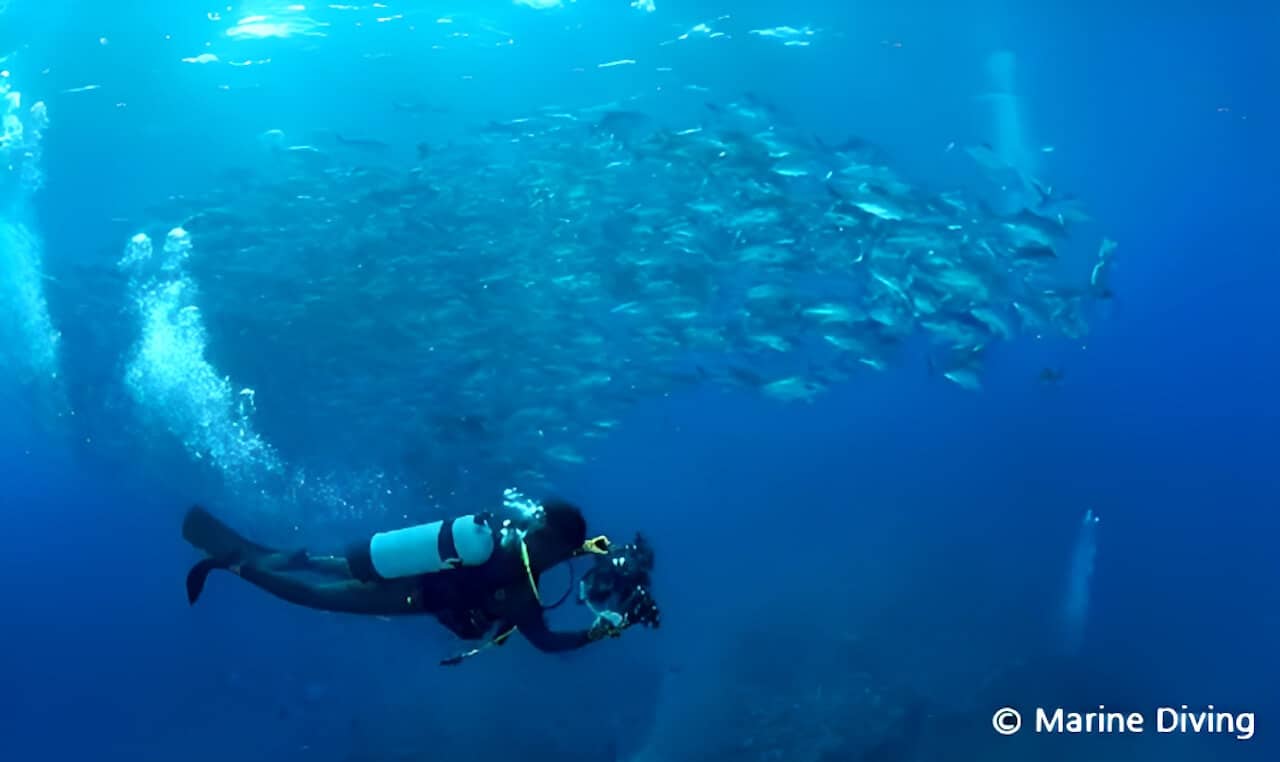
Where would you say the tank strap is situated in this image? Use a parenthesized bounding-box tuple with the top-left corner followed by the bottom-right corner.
(437, 517, 460, 568)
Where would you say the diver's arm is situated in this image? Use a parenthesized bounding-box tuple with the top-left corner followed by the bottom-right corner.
(514, 611, 593, 653)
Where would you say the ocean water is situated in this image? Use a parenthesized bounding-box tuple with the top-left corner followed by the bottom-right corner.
(2, 1, 1277, 761)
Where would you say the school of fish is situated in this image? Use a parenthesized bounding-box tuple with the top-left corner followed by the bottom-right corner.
(129, 86, 1116, 492)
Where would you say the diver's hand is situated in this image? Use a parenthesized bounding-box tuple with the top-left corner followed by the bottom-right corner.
(588, 611, 625, 641)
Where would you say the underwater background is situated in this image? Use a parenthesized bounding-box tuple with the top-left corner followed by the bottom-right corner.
(2, 1, 1277, 760)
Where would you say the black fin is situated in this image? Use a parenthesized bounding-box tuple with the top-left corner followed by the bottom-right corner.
(185, 558, 223, 605)
(182, 505, 277, 559)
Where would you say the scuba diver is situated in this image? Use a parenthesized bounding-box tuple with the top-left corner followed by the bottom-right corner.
(182, 490, 661, 664)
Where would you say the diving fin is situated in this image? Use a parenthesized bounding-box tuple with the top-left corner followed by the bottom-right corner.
(182, 505, 277, 559)
(186, 557, 232, 605)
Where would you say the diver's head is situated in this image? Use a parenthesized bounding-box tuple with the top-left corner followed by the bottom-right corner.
(526, 499, 587, 570)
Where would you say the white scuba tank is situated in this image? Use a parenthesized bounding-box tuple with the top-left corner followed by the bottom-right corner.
(368, 515, 496, 579)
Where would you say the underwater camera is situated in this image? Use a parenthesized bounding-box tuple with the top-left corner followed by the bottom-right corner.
(579, 532, 660, 629)
(620, 583, 661, 629)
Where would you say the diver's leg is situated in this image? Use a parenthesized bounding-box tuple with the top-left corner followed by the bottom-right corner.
(300, 554, 353, 577)
(183, 505, 352, 578)
(254, 551, 353, 578)
(234, 564, 420, 616)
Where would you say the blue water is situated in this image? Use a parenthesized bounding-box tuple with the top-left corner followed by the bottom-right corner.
(3, 1, 1278, 760)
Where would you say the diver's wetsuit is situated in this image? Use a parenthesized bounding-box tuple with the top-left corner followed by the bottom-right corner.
(183, 506, 592, 653)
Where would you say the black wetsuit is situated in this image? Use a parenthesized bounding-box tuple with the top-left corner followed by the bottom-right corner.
(235, 535, 591, 652)
(183, 506, 591, 653)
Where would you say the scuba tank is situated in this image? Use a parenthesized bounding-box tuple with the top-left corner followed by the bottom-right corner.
(350, 489, 539, 583)
(363, 514, 497, 580)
